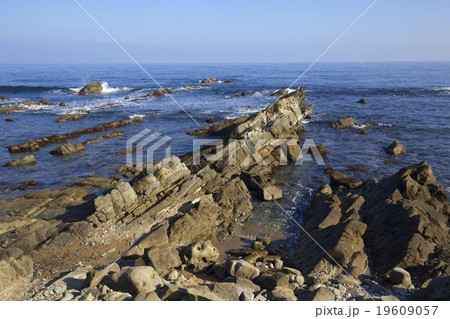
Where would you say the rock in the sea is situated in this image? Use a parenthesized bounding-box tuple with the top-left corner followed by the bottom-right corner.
(385, 140, 406, 155)
(307, 144, 328, 156)
(59, 102, 65, 107)
(332, 117, 356, 129)
(330, 170, 362, 189)
(200, 77, 219, 83)
(357, 99, 369, 104)
(56, 113, 85, 123)
(206, 118, 217, 123)
(50, 143, 84, 156)
(4, 155, 37, 167)
(181, 240, 219, 265)
(223, 79, 232, 83)
(259, 185, 283, 201)
(110, 266, 163, 295)
(5, 118, 13, 122)
(78, 82, 102, 95)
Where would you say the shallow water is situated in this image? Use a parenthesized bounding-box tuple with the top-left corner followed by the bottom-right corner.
(1, 62, 449, 236)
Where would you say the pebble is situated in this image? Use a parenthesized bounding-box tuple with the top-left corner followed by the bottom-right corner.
(274, 259, 283, 269)
(167, 270, 179, 281)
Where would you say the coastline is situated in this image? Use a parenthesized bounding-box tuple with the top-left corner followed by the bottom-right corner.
(0, 86, 448, 301)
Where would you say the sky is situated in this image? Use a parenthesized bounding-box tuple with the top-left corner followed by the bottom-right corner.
(0, 0, 449, 63)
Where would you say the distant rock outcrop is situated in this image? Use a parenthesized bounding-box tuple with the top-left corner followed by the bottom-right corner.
(78, 82, 102, 95)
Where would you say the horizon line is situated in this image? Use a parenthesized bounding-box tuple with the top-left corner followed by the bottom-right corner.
(1, 60, 450, 65)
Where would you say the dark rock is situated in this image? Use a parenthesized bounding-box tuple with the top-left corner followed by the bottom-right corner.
(330, 171, 362, 189)
(231, 92, 247, 98)
(124, 96, 129, 99)
(206, 118, 217, 123)
(223, 79, 232, 83)
(7, 118, 139, 154)
(79, 82, 102, 95)
(357, 129, 367, 135)
(348, 166, 366, 172)
(332, 118, 356, 129)
(324, 166, 334, 174)
(357, 99, 369, 104)
(56, 113, 85, 123)
(59, 102, 66, 107)
(5, 118, 13, 122)
(385, 140, 406, 155)
(388, 267, 413, 288)
(360, 161, 449, 278)
(307, 144, 328, 156)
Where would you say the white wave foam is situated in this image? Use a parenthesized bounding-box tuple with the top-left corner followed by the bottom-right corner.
(129, 114, 145, 119)
(69, 82, 132, 94)
(353, 123, 367, 129)
(101, 82, 132, 94)
(252, 90, 272, 97)
(301, 119, 311, 124)
(377, 123, 393, 127)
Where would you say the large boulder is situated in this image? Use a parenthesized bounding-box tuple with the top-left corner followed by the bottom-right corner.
(181, 240, 219, 265)
(146, 246, 182, 270)
(360, 161, 449, 278)
(110, 266, 162, 295)
(78, 82, 102, 95)
(294, 185, 369, 278)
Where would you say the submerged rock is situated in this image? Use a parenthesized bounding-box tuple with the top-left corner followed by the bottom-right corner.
(332, 118, 356, 129)
(200, 77, 219, 83)
(50, 143, 84, 156)
(4, 155, 37, 167)
(357, 99, 369, 104)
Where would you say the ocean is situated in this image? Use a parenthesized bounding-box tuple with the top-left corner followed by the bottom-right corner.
(1, 62, 449, 238)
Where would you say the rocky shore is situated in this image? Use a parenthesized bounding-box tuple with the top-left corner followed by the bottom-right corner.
(0, 88, 448, 301)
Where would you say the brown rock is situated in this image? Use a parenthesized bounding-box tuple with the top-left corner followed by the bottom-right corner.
(4, 155, 37, 167)
(330, 170, 362, 188)
(332, 118, 355, 129)
(79, 82, 102, 95)
(386, 140, 406, 156)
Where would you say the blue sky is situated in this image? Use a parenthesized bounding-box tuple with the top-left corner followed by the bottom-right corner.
(1, 0, 449, 63)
